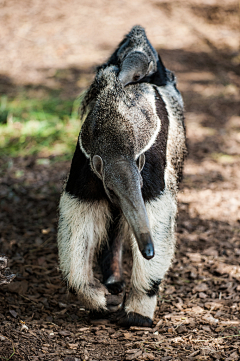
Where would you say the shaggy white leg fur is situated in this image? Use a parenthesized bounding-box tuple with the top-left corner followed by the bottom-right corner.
(58, 191, 111, 310)
(125, 190, 177, 319)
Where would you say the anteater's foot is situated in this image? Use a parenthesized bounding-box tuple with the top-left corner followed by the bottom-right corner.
(106, 291, 125, 312)
(117, 311, 153, 328)
(89, 291, 125, 319)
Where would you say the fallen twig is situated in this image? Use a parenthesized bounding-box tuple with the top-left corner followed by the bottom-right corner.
(192, 334, 240, 343)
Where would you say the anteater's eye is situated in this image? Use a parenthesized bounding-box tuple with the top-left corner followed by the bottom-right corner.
(108, 188, 115, 198)
(107, 188, 118, 203)
(133, 74, 141, 82)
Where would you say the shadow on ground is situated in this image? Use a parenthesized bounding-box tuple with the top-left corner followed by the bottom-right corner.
(0, 156, 239, 360)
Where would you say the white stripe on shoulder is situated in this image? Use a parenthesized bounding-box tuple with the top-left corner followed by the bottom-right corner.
(157, 82, 185, 191)
(79, 134, 90, 159)
(135, 87, 161, 159)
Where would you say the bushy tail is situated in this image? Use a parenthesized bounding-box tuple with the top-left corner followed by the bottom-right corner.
(80, 66, 123, 120)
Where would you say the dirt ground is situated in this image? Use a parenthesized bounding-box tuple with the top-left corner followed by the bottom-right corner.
(0, 0, 240, 360)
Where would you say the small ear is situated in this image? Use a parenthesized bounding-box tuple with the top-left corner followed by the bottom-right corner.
(166, 68, 175, 82)
(147, 60, 155, 75)
(92, 155, 103, 179)
(137, 153, 145, 172)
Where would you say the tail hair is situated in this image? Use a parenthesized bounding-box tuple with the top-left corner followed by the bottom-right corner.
(80, 66, 120, 120)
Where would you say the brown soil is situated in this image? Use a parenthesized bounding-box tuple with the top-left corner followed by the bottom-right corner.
(0, 0, 240, 360)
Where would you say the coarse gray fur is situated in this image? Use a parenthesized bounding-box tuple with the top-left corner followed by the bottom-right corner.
(80, 25, 159, 120)
(58, 65, 186, 323)
(105, 25, 158, 86)
(125, 83, 186, 320)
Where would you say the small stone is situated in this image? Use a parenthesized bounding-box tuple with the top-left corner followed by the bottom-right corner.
(78, 327, 89, 332)
(110, 331, 122, 339)
(199, 292, 208, 299)
(229, 351, 239, 359)
(186, 252, 201, 263)
(189, 350, 200, 357)
(202, 314, 218, 324)
(147, 354, 155, 361)
(204, 302, 222, 310)
(142, 353, 155, 360)
(67, 343, 78, 349)
(59, 302, 67, 308)
(202, 247, 218, 257)
(59, 330, 71, 336)
(201, 325, 211, 332)
(21, 324, 28, 331)
(191, 306, 204, 313)
(194, 283, 208, 292)
(176, 325, 187, 334)
(165, 285, 175, 295)
(106, 327, 115, 334)
(129, 326, 152, 331)
(125, 350, 142, 360)
(155, 319, 163, 327)
(9, 310, 18, 318)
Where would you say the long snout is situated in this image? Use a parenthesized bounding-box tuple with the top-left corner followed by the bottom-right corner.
(119, 194, 154, 260)
(105, 160, 154, 260)
(118, 70, 132, 86)
(118, 52, 149, 86)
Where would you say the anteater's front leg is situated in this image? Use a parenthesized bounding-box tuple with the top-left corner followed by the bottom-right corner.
(58, 191, 111, 311)
(119, 191, 177, 327)
(98, 210, 126, 311)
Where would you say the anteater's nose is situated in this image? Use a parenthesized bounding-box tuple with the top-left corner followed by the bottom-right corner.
(139, 233, 155, 260)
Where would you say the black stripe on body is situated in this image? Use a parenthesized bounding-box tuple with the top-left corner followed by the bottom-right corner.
(147, 279, 162, 297)
(65, 138, 107, 202)
(141, 89, 169, 202)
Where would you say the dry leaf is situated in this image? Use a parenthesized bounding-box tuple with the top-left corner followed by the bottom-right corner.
(202, 247, 218, 257)
(194, 283, 208, 292)
(216, 263, 240, 280)
(186, 253, 202, 263)
(202, 314, 218, 324)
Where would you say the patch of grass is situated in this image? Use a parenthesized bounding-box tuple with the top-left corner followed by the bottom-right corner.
(211, 152, 237, 164)
(0, 94, 82, 158)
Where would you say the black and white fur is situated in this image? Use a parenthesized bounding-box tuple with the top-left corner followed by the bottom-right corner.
(58, 63, 186, 326)
(101, 25, 160, 86)
(81, 25, 169, 121)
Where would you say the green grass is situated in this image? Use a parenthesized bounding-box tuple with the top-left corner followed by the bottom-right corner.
(0, 94, 82, 159)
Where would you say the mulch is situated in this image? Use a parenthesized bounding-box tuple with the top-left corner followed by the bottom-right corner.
(0, 155, 239, 360)
(0, 0, 240, 359)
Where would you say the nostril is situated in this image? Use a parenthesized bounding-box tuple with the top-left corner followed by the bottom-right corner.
(142, 243, 155, 260)
(139, 233, 155, 260)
